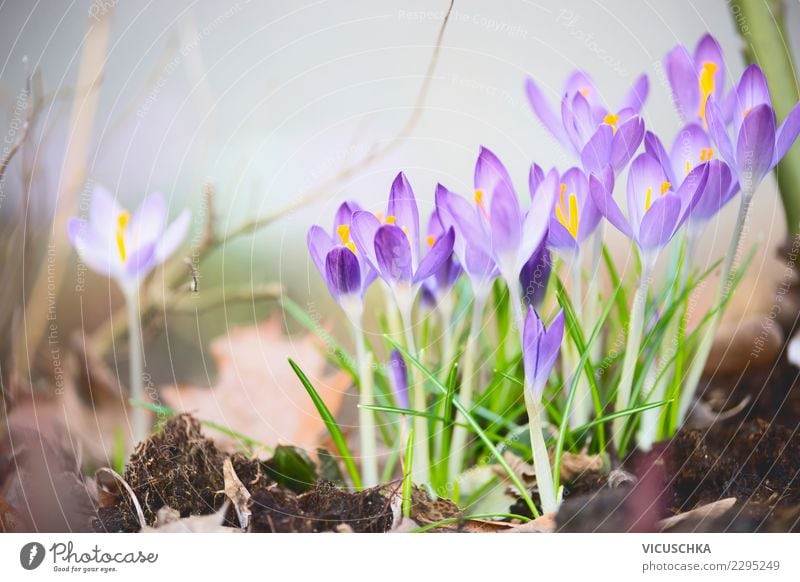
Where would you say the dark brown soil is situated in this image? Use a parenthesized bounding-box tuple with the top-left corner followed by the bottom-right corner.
(249, 480, 393, 533)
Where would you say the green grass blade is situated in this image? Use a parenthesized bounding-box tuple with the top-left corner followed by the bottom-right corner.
(402, 427, 415, 518)
(289, 358, 363, 490)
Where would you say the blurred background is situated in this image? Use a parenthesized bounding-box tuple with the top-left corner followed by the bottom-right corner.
(1, 0, 798, 455)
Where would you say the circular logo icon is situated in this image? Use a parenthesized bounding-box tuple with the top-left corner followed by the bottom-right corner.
(19, 542, 46, 570)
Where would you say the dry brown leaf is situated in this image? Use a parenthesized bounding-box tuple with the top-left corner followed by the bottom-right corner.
(559, 451, 607, 482)
(657, 498, 737, 531)
(140, 503, 241, 533)
(162, 315, 348, 455)
(504, 512, 557, 533)
(222, 457, 251, 529)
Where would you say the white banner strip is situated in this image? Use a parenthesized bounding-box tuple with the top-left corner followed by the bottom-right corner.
(0, 533, 797, 580)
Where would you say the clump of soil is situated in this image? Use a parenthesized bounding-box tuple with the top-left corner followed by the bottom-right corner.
(249, 480, 393, 533)
(94, 414, 271, 532)
(667, 419, 800, 511)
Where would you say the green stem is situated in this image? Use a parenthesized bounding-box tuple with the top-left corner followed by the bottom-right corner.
(125, 288, 147, 444)
(446, 291, 487, 481)
(525, 388, 557, 514)
(352, 316, 378, 487)
(678, 193, 752, 424)
(397, 289, 430, 486)
(613, 265, 651, 451)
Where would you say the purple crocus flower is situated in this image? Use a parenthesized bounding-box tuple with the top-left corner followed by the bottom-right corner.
(519, 238, 552, 309)
(389, 349, 410, 411)
(705, 64, 800, 195)
(436, 147, 557, 289)
(349, 173, 455, 298)
(67, 186, 191, 292)
(545, 166, 603, 256)
(522, 307, 565, 397)
(664, 33, 730, 126)
(590, 152, 708, 266)
(526, 70, 647, 175)
(307, 201, 376, 307)
(644, 127, 735, 228)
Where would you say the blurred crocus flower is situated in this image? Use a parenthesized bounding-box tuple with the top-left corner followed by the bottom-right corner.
(68, 186, 191, 293)
(644, 127, 735, 229)
(522, 307, 565, 398)
(389, 349, 410, 411)
(664, 33, 729, 126)
(349, 173, 455, 308)
(519, 238, 552, 309)
(543, 166, 603, 256)
(705, 64, 800, 195)
(307, 201, 376, 314)
(591, 152, 708, 267)
(437, 147, 557, 289)
(526, 70, 647, 174)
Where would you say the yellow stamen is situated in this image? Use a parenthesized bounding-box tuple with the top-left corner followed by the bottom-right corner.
(645, 187, 653, 211)
(699, 147, 714, 162)
(698, 61, 718, 127)
(474, 189, 484, 205)
(559, 183, 567, 211)
(685, 160, 692, 176)
(375, 211, 384, 222)
(385, 215, 396, 225)
(579, 86, 591, 98)
(115, 211, 130, 262)
(603, 113, 620, 134)
(743, 107, 751, 118)
(426, 235, 435, 247)
(660, 181, 671, 195)
(336, 224, 350, 245)
(345, 241, 356, 253)
(567, 192, 579, 239)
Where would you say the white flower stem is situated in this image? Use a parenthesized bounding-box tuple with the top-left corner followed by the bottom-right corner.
(568, 254, 592, 430)
(124, 288, 147, 444)
(525, 387, 558, 514)
(678, 192, 752, 425)
(510, 277, 558, 512)
(446, 291, 487, 482)
(613, 264, 651, 450)
(397, 291, 430, 486)
(351, 315, 378, 487)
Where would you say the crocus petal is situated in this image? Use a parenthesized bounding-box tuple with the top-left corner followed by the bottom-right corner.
(669, 123, 710, 181)
(520, 241, 552, 308)
(580, 124, 613, 175)
(489, 182, 523, 259)
(307, 225, 335, 275)
(675, 162, 709, 222)
(68, 218, 118, 278)
(334, 201, 360, 230)
(387, 172, 420, 261)
(390, 350, 409, 410)
(547, 218, 579, 253)
(705, 97, 736, 168)
(529, 163, 545, 200)
(325, 246, 362, 298)
(637, 195, 681, 251)
(689, 160, 733, 222)
(89, 184, 123, 244)
(474, 146, 514, 203)
(776, 100, 800, 162)
(619, 74, 649, 114)
(569, 92, 597, 146)
(664, 45, 700, 121)
(644, 130, 676, 185)
(610, 117, 645, 174)
(627, 153, 668, 232)
(123, 242, 158, 283)
(129, 191, 167, 249)
(464, 245, 497, 287)
(539, 310, 565, 378)
(522, 169, 558, 262)
(414, 227, 455, 284)
(374, 224, 413, 283)
(735, 103, 776, 191)
(350, 211, 382, 269)
(589, 174, 632, 238)
(435, 184, 484, 264)
(522, 307, 544, 387)
(154, 209, 191, 263)
(525, 77, 569, 148)
(734, 64, 771, 131)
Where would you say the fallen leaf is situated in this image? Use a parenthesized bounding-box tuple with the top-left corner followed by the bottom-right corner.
(162, 315, 348, 455)
(504, 512, 556, 533)
(141, 503, 241, 533)
(223, 458, 251, 529)
(657, 498, 737, 532)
